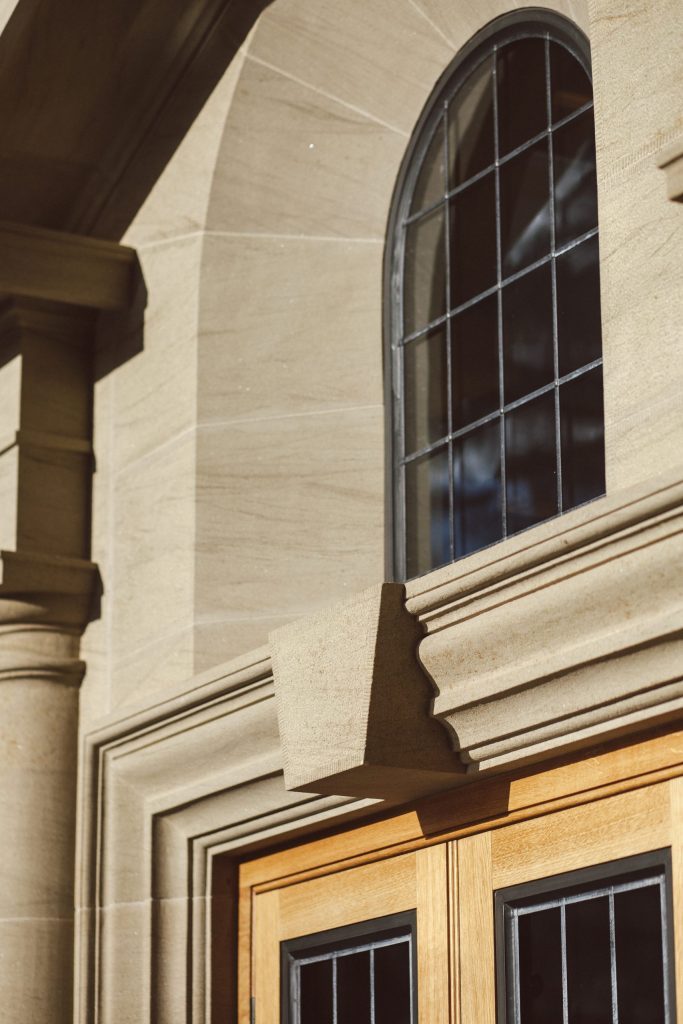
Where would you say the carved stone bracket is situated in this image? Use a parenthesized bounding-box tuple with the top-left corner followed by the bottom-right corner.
(270, 582, 464, 801)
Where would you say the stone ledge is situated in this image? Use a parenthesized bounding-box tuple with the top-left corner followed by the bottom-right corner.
(408, 469, 683, 773)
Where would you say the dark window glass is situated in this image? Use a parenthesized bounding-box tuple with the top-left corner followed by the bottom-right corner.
(556, 235, 602, 375)
(282, 915, 416, 1024)
(517, 907, 564, 1024)
(453, 420, 502, 556)
(450, 171, 497, 306)
(451, 293, 499, 429)
(505, 391, 557, 534)
(496, 37, 547, 155)
(405, 446, 450, 578)
(500, 139, 551, 277)
(496, 854, 675, 1024)
(448, 57, 495, 187)
(403, 326, 449, 454)
(403, 207, 446, 336)
(299, 960, 333, 1024)
(553, 108, 598, 248)
(560, 368, 605, 510)
(391, 14, 603, 579)
(502, 263, 554, 404)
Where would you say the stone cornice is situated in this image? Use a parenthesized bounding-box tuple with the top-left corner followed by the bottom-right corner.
(408, 469, 683, 772)
(0, 221, 141, 311)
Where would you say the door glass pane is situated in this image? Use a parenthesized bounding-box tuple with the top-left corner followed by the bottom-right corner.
(517, 907, 563, 1024)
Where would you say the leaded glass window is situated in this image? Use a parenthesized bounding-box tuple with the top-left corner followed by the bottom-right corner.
(387, 12, 605, 580)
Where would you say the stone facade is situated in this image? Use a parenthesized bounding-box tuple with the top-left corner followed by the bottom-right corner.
(0, 0, 680, 1022)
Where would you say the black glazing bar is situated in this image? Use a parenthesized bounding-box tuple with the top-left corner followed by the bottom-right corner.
(514, 875, 661, 917)
(511, 910, 522, 1024)
(442, 101, 455, 562)
(296, 934, 412, 967)
(332, 956, 338, 1024)
(659, 879, 672, 1024)
(408, 934, 415, 1024)
(403, 99, 594, 227)
(560, 902, 569, 1024)
(400, 227, 599, 347)
(369, 946, 376, 1024)
(609, 892, 619, 1024)
(492, 45, 507, 538)
(401, 358, 602, 466)
(545, 35, 563, 515)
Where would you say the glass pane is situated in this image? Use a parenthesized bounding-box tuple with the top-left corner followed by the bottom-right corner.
(337, 951, 371, 1024)
(411, 118, 446, 215)
(300, 959, 333, 1024)
(556, 235, 602, 376)
(505, 390, 557, 534)
(448, 56, 495, 187)
(404, 326, 449, 454)
(502, 263, 554, 404)
(517, 907, 564, 1024)
(500, 140, 551, 277)
(560, 368, 605, 511)
(374, 942, 411, 1024)
(565, 896, 612, 1024)
(405, 446, 450, 577)
(449, 170, 497, 306)
(550, 41, 592, 123)
(553, 109, 598, 249)
(403, 207, 446, 336)
(453, 420, 502, 557)
(615, 884, 666, 1024)
(496, 37, 548, 155)
(451, 293, 499, 428)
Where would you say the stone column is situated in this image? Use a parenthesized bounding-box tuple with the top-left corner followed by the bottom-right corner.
(0, 224, 139, 1024)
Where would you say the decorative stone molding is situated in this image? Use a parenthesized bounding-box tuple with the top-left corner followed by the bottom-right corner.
(657, 138, 683, 202)
(271, 583, 463, 800)
(75, 648, 375, 1024)
(407, 469, 683, 773)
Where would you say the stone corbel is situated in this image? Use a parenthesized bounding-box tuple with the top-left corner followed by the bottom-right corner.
(270, 582, 464, 801)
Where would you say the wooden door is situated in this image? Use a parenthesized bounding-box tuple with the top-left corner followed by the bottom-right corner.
(458, 779, 683, 1024)
(249, 846, 451, 1024)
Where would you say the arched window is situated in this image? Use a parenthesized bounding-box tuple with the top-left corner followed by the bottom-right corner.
(386, 12, 605, 581)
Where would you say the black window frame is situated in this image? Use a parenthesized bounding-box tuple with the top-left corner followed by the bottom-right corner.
(493, 848, 677, 1024)
(384, 9, 603, 582)
(280, 910, 418, 1024)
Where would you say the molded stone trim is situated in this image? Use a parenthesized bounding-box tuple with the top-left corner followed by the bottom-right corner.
(408, 468, 683, 772)
(658, 137, 683, 201)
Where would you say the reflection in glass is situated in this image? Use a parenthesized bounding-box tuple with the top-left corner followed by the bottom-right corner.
(518, 908, 564, 1024)
(560, 369, 605, 511)
(500, 140, 551, 276)
(404, 207, 446, 336)
(450, 170, 497, 305)
(505, 391, 556, 533)
(550, 40, 591, 122)
(337, 952, 371, 1024)
(556, 236, 602, 375)
(502, 263, 554, 404)
(566, 896, 612, 1024)
(448, 57, 495, 187)
(453, 421, 502, 556)
(403, 327, 449, 454)
(553, 109, 598, 249)
(405, 446, 450, 577)
(497, 37, 548, 155)
(452, 293, 499, 428)
(300, 960, 333, 1024)
(411, 119, 446, 214)
(615, 885, 666, 1024)
(374, 942, 411, 1024)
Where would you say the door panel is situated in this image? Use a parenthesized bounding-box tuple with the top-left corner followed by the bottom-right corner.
(252, 847, 449, 1024)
